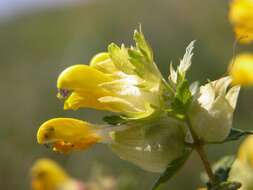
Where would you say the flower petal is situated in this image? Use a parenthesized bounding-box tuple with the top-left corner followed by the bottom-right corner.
(110, 117, 186, 173)
(57, 64, 113, 91)
(37, 118, 102, 153)
(210, 77, 232, 96)
(63, 90, 115, 111)
(90, 52, 118, 74)
(98, 96, 142, 113)
(226, 85, 240, 110)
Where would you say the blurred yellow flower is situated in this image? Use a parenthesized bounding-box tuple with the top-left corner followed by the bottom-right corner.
(37, 116, 186, 173)
(31, 158, 86, 190)
(229, 53, 253, 86)
(229, 136, 253, 190)
(229, 0, 253, 44)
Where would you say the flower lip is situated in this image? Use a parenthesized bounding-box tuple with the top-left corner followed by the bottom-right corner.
(37, 129, 77, 153)
(41, 138, 78, 154)
(37, 118, 104, 153)
(39, 134, 75, 153)
(57, 89, 71, 99)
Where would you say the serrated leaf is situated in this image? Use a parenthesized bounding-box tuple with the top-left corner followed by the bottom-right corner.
(133, 28, 153, 63)
(103, 115, 128, 125)
(224, 128, 253, 142)
(128, 49, 146, 77)
(150, 150, 191, 190)
(171, 79, 192, 114)
(108, 43, 135, 74)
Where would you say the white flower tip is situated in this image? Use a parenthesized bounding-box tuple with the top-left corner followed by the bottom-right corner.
(178, 41, 196, 74)
(226, 85, 241, 110)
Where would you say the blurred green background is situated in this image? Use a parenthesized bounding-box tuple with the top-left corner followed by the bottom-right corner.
(1, 0, 253, 189)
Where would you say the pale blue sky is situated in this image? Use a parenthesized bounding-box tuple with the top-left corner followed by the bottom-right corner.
(0, 0, 84, 18)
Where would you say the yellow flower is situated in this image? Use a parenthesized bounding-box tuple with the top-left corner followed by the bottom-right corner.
(37, 116, 187, 173)
(37, 30, 195, 173)
(229, 0, 253, 44)
(37, 118, 102, 153)
(57, 30, 165, 119)
(31, 158, 86, 190)
(229, 53, 253, 86)
(229, 136, 253, 190)
(189, 77, 240, 142)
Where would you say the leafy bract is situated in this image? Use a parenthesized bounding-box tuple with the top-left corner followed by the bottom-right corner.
(171, 79, 192, 114)
(150, 150, 191, 190)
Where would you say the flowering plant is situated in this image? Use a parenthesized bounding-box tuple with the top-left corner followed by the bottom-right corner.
(34, 0, 253, 189)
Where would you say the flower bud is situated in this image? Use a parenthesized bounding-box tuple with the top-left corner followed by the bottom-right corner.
(189, 77, 240, 142)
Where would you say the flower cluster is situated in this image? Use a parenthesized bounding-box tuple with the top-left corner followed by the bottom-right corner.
(37, 29, 191, 173)
(37, 28, 241, 178)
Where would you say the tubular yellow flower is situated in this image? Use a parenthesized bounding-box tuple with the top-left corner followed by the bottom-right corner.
(229, 53, 253, 86)
(31, 158, 86, 190)
(37, 118, 102, 153)
(229, 0, 253, 44)
(56, 30, 165, 119)
(37, 116, 187, 173)
(38, 30, 195, 175)
(189, 77, 240, 142)
(229, 136, 253, 190)
(57, 64, 113, 91)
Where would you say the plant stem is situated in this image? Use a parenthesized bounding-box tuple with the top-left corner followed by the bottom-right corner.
(185, 117, 216, 185)
(195, 142, 216, 185)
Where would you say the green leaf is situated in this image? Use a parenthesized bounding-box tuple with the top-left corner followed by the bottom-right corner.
(103, 115, 128, 125)
(133, 27, 153, 64)
(171, 79, 192, 114)
(150, 150, 191, 190)
(128, 48, 146, 77)
(224, 128, 253, 142)
(108, 43, 135, 74)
